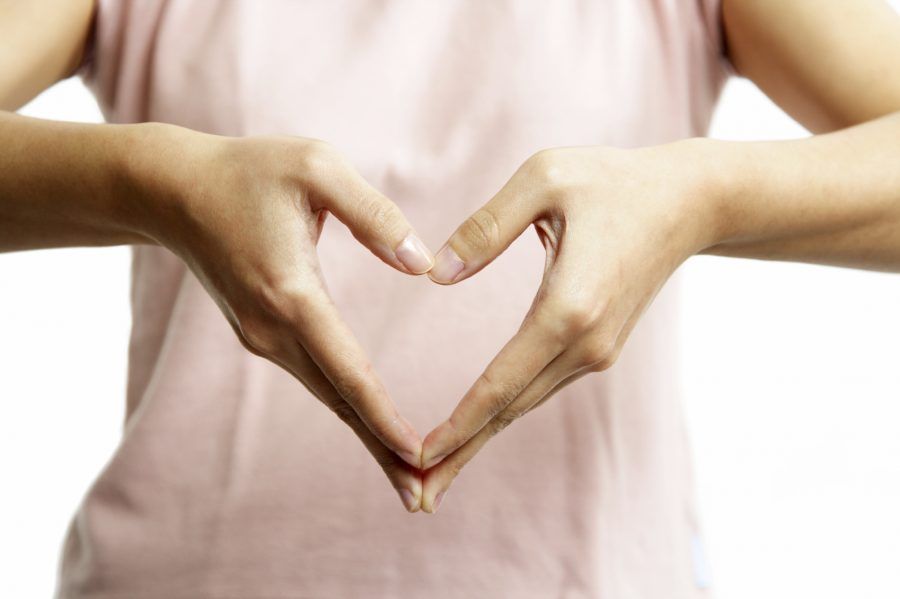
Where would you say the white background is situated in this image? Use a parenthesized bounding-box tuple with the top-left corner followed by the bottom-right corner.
(2, 50, 900, 599)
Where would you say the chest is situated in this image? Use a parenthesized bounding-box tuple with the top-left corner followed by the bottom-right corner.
(143, 1, 712, 149)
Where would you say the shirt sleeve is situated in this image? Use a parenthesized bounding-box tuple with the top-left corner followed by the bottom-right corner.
(699, 0, 737, 76)
(75, 2, 99, 83)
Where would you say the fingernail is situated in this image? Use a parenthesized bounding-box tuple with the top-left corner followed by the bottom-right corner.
(432, 491, 446, 513)
(421, 452, 448, 470)
(399, 488, 419, 513)
(428, 246, 464, 284)
(395, 232, 435, 274)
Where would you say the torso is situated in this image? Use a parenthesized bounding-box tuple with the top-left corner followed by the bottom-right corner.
(59, 1, 727, 597)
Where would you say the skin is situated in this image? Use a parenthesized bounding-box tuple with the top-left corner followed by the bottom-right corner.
(0, 112, 436, 512)
(2, 0, 900, 516)
(416, 0, 900, 512)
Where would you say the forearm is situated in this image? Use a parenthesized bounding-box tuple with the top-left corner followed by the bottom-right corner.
(0, 111, 166, 252)
(699, 111, 900, 272)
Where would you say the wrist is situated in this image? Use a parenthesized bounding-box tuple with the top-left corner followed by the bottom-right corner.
(114, 121, 219, 247)
(670, 136, 747, 252)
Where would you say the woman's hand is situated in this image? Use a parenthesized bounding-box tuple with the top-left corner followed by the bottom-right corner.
(418, 141, 719, 512)
(130, 125, 434, 511)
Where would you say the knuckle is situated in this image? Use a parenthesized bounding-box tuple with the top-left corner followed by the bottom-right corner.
(254, 281, 325, 338)
(525, 148, 558, 175)
(581, 336, 618, 371)
(333, 377, 362, 406)
(364, 196, 405, 240)
(297, 139, 340, 174)
(329, 401, 360, 426)
(239, 320, 281, 357)
(525, 149, 567, 191)
(443, 458, 466, 479)
(489, 409, 520, 436)
(457, 207, 502, 252)
(476, 372, 521, 419)
(373, 451, 401, 472)
(236, 334, 261, 356)
(559, 304, 595, 333)
(524, 148, 588, 203)
(255, 278, 313, 323)
(541, 296, 601, 336)
(332, 366, 375, 407)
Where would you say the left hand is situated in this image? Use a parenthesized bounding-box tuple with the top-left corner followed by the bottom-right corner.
(418, 140, 720, 512)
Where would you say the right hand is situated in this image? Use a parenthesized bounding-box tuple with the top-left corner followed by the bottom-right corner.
(127, 125, 434, 512)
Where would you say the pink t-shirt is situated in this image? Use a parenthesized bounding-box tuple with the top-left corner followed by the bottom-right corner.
(59, 1, 729, 597)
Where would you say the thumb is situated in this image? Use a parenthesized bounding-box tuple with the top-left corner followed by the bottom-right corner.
(429, 177, 541, 285)
(321, 168, 434, 275)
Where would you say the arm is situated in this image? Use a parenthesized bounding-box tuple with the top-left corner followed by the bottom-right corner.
(416, 0, 900, 512)
(0, 0, 124, 249)
(0, 0, 115, 248)
(0, 113, 155, 250)
(0, 0, 95, 111)
(1, 5, 433, 511)
(706, 0, 900, 266)
(722, 0, 900, 133)
(703, 112, 900, 270)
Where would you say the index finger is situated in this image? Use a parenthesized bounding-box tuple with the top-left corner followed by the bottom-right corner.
(289, 284, 423, 467)
(420, 307, 564, 469)
(269, 342, 424, 512)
